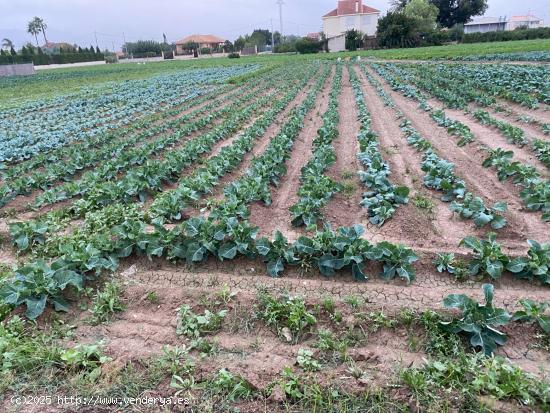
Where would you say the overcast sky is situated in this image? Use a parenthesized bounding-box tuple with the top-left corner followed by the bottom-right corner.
(1, 0, 548, 51)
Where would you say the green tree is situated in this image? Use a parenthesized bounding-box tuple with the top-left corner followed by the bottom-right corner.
(273, 31, 282, 45)
(234, 36, 246, 51)
(1, 38, 13, 50)
(391, 0, 410, 10)
(24, 42, 36, 54)
(430, 0, 488, 28)
(223, 40, 234, 53)
(10, 46, 17, 56)
(404, 0, 438, 32)
(180, 41, 199, 54)
(251, 29, 272, 45)
(295, 37, 322, 54)
(345, 29, 363, 51)
(377, 11, 420, 48)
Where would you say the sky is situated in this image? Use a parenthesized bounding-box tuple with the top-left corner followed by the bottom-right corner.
(1, 0, 548, 51)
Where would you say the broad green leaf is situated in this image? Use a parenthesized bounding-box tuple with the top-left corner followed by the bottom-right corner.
(186, 243, 206, 262)
(538, 316, 550, 333)
(482, 283, 494, 306)
(218, 243, 238, 260)
(486, 261, 503, 279)
(267, 258, 284, 277)
(26, 295, 47, 319)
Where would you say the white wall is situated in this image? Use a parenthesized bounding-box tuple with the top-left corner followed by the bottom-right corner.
(34, 60, 106, 70)
(0, 63, 35, 77)
(328, 35, 346, 52)
(507, 20, 544, 30)
(323, 13, 378, 38)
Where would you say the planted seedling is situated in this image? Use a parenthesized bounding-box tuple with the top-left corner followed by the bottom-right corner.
(296, 348, 321, 372)
(450, 193, 507, 229)
(512, 299, 550, 334)
(368, 241, 418, 283)
(441, 284, 512, 356)
(459, 233, 509, 279)
(210, 368, 254, 401)
(507, 240, 550, 285)
(256, 293, 316, 343)
(433, 252, 469, 280)
(176, 304, 227, 338)
(90, 281, 126, 325)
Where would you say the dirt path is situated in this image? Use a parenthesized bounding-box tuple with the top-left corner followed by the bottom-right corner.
(467, 103, 550, 145)
(322, 65, 365, 229)
(354, 67, 479, 251)
(494, 97, 550, 125)
(125, 255, 550, 311)
(249, 67, 336, 240)
(422, 97, 549, 174)
(69, 273, 549, 397)
(365, 65, 550, 245)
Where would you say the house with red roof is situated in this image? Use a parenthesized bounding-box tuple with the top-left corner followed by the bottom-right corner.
(175, 34, 226, 54)
(322, 0, 380, 51)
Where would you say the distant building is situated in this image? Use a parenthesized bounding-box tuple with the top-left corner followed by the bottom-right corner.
(464, 17, 507, 34)
(175, 34, 225, 54)
(508, 15, 544, 30)
(322, 0, 380, 52)
(464, 15, 544, 34)
(307, 32, 321, 41)
(41, 42, 77, 53)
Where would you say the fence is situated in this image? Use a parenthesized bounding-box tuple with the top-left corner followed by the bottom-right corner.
(241, 46, 258, 56)
(0, 63, 35, 77)
(0, 53, 105, 66)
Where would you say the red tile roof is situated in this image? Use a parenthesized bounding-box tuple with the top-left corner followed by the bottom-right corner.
(175, 34, 226, 45)
(323, 2, 379, 17)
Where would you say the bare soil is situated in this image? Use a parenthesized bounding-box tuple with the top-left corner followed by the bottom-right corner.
(249, 66, 336, 241)
(355, 66, 477, 251)
(322, 65, 365, 229)
(365, 65, 550, 247)
(427, 100, 549, 174)
(67, 274, 550, 387)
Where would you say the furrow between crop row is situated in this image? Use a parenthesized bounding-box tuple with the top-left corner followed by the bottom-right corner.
(368, 63, 550, 225)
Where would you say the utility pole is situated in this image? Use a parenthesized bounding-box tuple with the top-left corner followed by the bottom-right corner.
(276, 0, 284, 39)
(122, 32, 127, 53)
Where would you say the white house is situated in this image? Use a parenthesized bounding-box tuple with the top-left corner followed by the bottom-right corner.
(322, 0, 380, 52)
(508, 15, 544, 30)
(464, 15, 544, 34)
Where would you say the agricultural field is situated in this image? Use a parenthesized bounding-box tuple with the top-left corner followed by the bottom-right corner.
(0, 53, 549, 412)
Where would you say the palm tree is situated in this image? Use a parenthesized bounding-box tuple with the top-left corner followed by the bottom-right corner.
(1, 38, 13, 50)
(27, 17, 48, 46)
(34, 17, 48, 44)
(27, 20, 40, 46)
